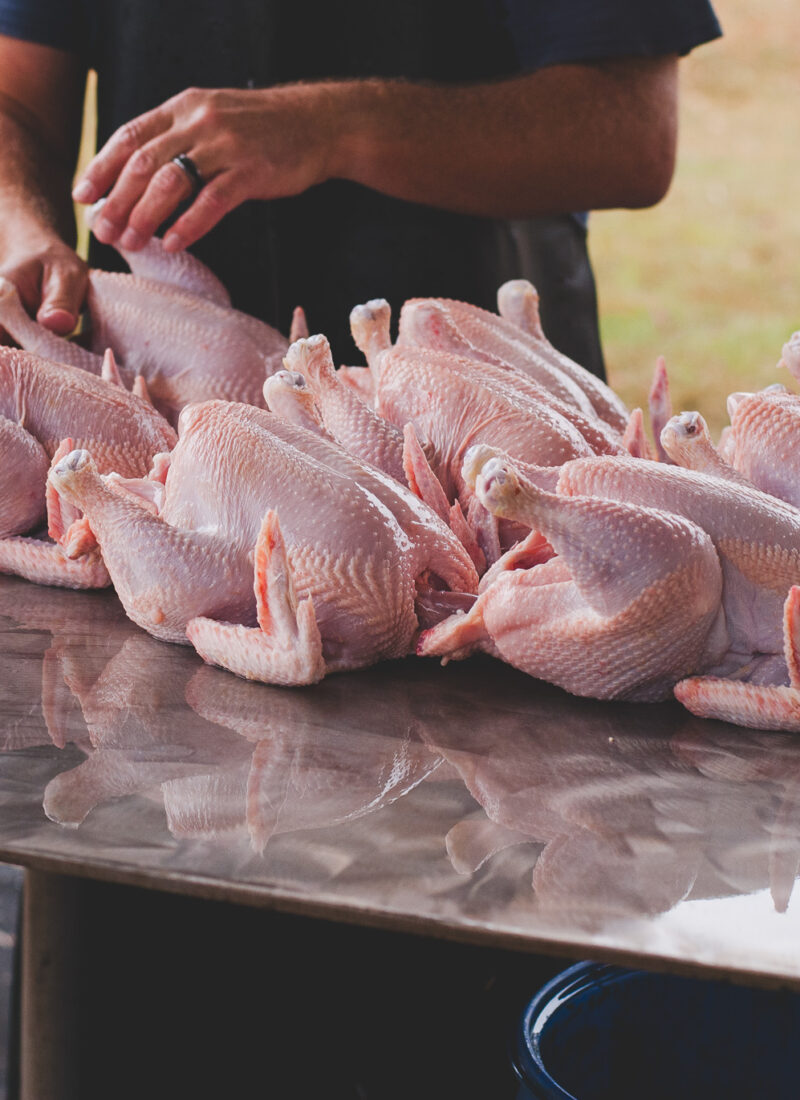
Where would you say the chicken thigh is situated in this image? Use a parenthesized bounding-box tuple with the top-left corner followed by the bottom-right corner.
(550, 453, 800, 657)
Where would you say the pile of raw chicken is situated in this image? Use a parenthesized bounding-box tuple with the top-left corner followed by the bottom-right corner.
(2, 214, 800, 735)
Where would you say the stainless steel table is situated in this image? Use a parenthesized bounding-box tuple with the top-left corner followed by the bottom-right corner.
(1, 572, 799, 1096)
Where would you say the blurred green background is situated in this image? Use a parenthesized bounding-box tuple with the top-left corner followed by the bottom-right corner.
(76, 0, 798, 440)
(591, 0, 800, 436)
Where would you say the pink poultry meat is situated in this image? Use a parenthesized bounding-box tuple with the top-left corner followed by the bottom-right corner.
(359, 298, 626, 460)
(651, 341, 800, 509)
(398, 279, 630, 432)
(419, 454, 727, 703)
(47, 382, 479, 685)
(262, 337, 507, 574)
(267, 333, 409, 483)
(719, 386, 800, 509)
(421, 448, 800, 731)
(347, 299, 624, 518)
(0, 346, 176, 588)
(546, 453, 800, 658)
(659, 411, 755, 488)
(0, 219, 288, 423)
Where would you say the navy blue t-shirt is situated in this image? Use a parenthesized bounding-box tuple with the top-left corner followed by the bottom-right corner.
(0, 1, 722, 70)
(0, 0, 721, 372)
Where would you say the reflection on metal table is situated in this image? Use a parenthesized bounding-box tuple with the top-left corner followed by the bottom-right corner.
(1, 572, 800, 1096)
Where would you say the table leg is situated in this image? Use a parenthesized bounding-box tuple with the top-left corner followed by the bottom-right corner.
(19, 869, 82, 1100)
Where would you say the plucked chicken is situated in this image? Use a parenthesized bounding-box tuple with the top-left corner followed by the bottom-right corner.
(420, 445, 800, 730)
(47, 382, 478, 684)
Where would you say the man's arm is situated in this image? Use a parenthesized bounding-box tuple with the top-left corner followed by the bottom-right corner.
(0, 34, 88, 333)
(341, 57, 678, 218)
(75, 55, 678, 254)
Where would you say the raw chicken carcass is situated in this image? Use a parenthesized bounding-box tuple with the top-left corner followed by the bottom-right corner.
(459, 448, 800, 656)
(496, 278, 631, 431)
(398, 297, 598, 421)
(47, 382, 479, 685)
(0, 220, 289, 423)
(422, 448, 800, 731)
(344, 299, 636, 569)
(419, 454, 727, 703)
(266, 337, 494, 572)
(0, 346, 176, 588)
(546, 453, 800, 731)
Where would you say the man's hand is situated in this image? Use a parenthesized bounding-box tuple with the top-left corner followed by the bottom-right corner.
(0, 221, 87, 337)
(0, 35, 88, 339)
(72, 85, 341, 254)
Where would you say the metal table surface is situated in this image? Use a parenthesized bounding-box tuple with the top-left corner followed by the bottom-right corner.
(1, 571, 799, 995)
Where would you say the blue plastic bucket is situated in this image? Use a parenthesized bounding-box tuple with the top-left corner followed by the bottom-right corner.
(511, 961, 800, 1099)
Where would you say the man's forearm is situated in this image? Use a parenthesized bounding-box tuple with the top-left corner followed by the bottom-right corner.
(72, 53, 679, 256)
(0, 104, 78, 247)
(0, 80, 88, 332)
(329, 57, 679, 218)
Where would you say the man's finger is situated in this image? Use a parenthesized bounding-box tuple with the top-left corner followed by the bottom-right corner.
(37, 260, 88, 335)
(117, 158, 200, 249)
(9, 270, 41, 317)
(91, 133, 195, 246)
(162, 172, 243, 252)
(72, 106, 169, 206)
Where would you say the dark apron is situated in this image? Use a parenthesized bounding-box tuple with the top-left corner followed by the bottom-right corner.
(85, 0, 606, 376)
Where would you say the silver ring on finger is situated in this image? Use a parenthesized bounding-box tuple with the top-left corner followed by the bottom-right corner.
(171, 153, 204, 199)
